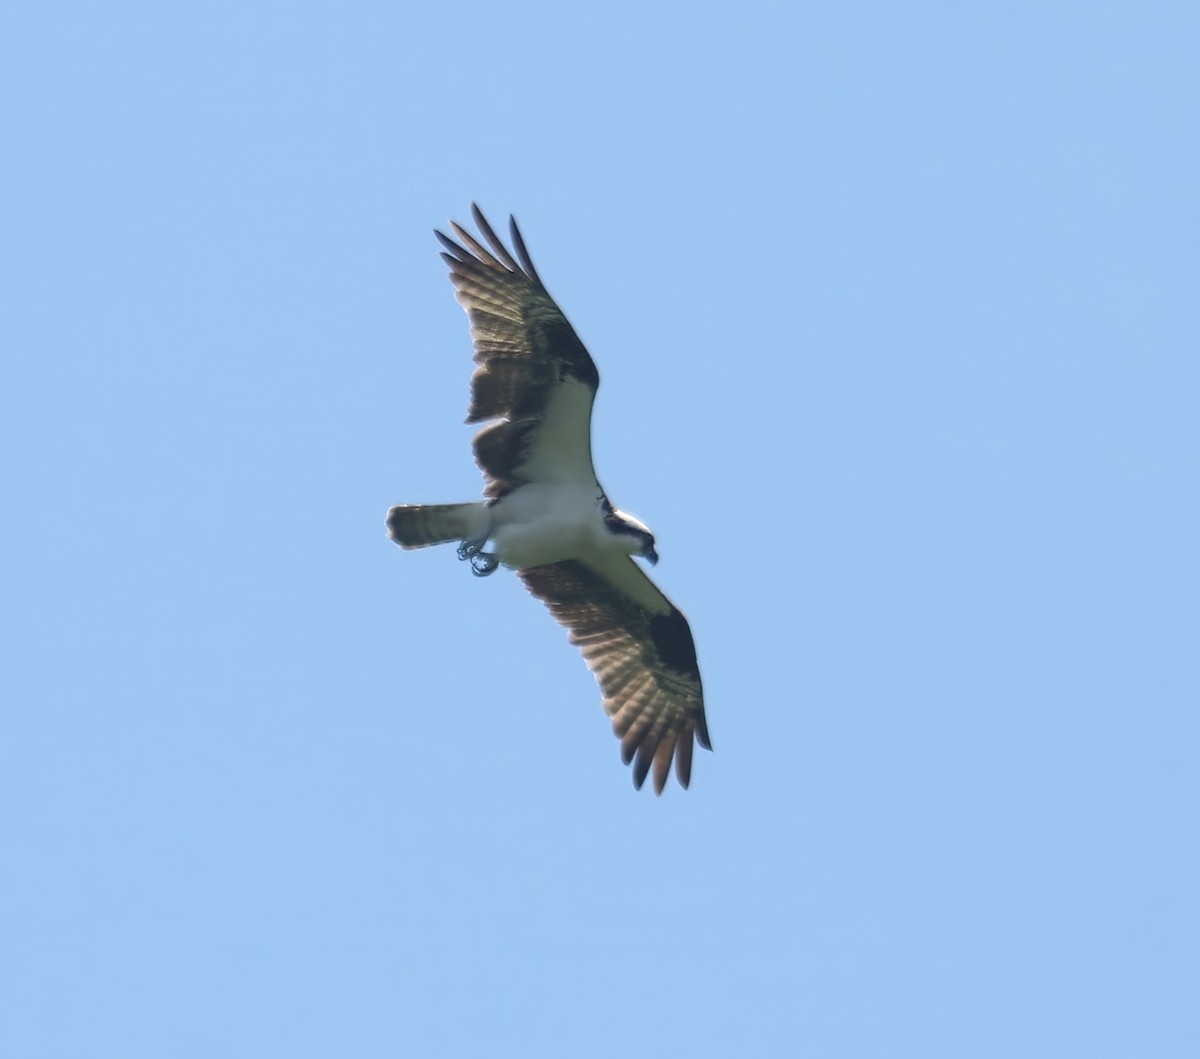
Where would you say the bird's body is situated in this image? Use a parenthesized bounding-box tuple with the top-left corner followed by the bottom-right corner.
(493, 484, 619, 568)
(386, 206, 710, 792)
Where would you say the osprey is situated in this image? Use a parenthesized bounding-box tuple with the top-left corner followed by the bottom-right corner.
(387, 206, 711, 792)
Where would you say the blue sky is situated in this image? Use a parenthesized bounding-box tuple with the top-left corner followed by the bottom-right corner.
(3, 1, 1198, 1055)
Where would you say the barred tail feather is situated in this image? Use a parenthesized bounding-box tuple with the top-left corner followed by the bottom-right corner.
(386, 502, 489, 550)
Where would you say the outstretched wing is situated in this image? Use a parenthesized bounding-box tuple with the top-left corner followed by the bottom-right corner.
(518, 557, 711, 793)
(437, 205, 600, 499)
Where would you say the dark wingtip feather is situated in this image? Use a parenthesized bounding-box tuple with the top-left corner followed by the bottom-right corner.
(435, 229, 467, 260)
(466, 205, 521, 273)
(508, 215, 543, 287)
(651, 734, 677, 795)
(447, 219, 505, 270)
(631, 742, 655, 791)
(675, 731, 695, 789)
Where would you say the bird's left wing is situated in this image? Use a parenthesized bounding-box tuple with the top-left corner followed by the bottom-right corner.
(518, 557, 711, 793)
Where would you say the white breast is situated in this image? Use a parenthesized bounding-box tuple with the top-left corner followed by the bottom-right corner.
(489, 482, 611, 570)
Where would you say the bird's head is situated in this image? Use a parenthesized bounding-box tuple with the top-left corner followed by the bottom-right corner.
(605, 505, 658, 566)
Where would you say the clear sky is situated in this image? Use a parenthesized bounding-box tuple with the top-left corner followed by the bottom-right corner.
(3, 2, 1197, 1056)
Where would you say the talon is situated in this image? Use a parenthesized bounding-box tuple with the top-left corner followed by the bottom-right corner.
(458, 525, 496, 572)
(470, 552, 499, 577)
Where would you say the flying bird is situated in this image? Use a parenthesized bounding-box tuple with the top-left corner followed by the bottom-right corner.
(386, 206, 711, 792)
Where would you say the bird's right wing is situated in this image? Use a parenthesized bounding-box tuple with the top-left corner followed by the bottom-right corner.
(437, 206, 601, 499)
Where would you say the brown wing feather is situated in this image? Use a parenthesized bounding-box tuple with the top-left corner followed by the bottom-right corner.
(436, 206, 599, 498)
(518, 559, 711, 793)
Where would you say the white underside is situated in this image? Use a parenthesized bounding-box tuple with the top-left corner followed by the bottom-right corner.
(461, 379, 669, 614)
(484, 483, 669, 616)
(489, 482, 617, 569)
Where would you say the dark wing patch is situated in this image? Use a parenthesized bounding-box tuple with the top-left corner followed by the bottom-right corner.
(518, 560, 711, 793)
(437, 205, 600, 498)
